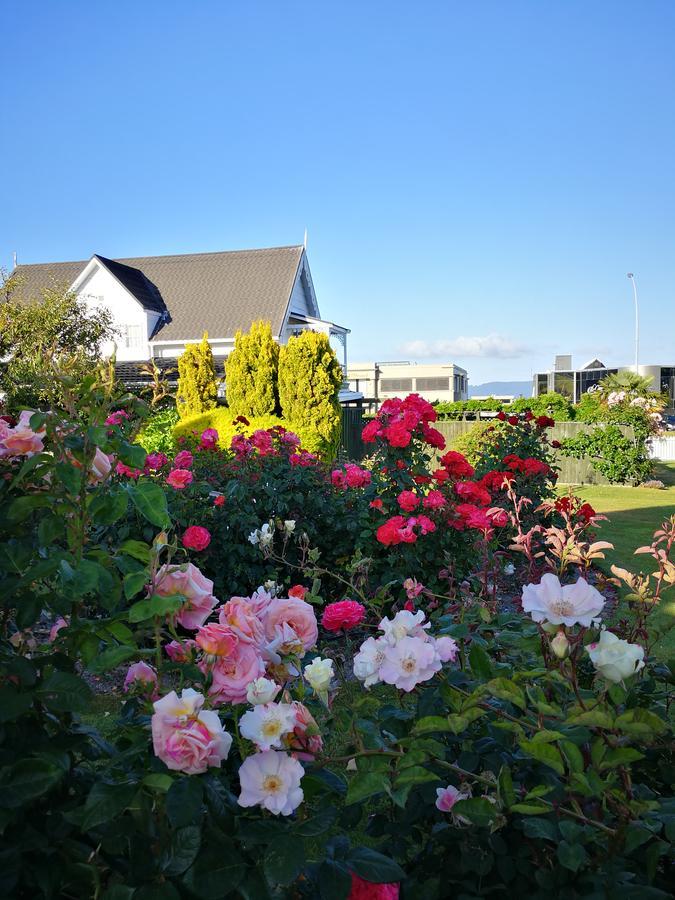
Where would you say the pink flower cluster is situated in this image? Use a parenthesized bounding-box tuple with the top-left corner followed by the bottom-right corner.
(353, 610, 458, 692)
(0, 411, 45, 458)
(231, 426, 305, 462)
(361, 394, 445, 451)
(331, 463, 372, 489)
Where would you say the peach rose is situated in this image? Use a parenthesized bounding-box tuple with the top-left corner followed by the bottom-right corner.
(206, 642, 265, 704)
(195, 623, 239, 657)
(155, 563, 218, 630)
(263, 597, 318, 653)
(1, 411, 45, 457)
(218, 597, 265, 646)
(151, 688, 232, 774)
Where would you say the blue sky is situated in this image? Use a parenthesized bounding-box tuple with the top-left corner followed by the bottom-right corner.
(1, 1, 673, 384)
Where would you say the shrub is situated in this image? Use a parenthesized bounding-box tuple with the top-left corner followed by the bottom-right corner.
(173, 407, 316, 456)
(278, 331, 343, 457)
(434, 398, 506, 419)
(560, 425, 653, 484)
(225, 320, 279, 417)
(510, 391, 575, 419)
(175, 332, 218, 419)
(137, 404, 180, 454)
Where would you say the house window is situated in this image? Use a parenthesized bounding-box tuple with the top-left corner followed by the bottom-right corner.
(124, 325, 144, 348)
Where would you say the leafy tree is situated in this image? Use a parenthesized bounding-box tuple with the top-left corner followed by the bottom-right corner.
(175, 333, 218, 419)
(225, 320, 279, 417)
(278, 330, 343, 457)
(0, 274, 116, 411)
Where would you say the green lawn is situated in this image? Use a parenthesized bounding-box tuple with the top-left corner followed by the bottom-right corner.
(560, 461, 675, 662)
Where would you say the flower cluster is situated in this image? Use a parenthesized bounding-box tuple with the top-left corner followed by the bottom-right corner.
(353, 610, 457, 691)
(331, 463, 372, 489)
(362, 394, 445, 450)
(376, 514, 437, 546)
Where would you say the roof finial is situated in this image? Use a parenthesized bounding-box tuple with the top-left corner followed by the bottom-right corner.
(303, 228, 308, 250)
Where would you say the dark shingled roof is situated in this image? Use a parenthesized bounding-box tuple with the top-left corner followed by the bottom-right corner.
(13, 245, 305, 341)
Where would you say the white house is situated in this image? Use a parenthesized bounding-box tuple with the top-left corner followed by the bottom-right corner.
(13, 245, 351, 379)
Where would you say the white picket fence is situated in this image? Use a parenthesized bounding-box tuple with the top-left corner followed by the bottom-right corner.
(649, 437, 675, 461)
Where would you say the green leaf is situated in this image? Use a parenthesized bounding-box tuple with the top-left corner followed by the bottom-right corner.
(567, 709, 615, 729)
(498, 766, 516, 807)
(599, 748, 645, 770)
(37, 671, 92, 713)
(161, 825, 201, 876)
(413, 715, 452, 734)
(557, 840, 588, 872)
(560, 740, 585, 774)
(167, 777, 203, 828)
(345, 772, 389, 805)
(5, 495, 52, 523)
(522, 817, 558, 840)
(263, 835, 306, 886)
(451, 797, 496, 827)
(1, 759, 64, 807)
(124, 570, 149, 601)
(118, 442, 148, 469)
(394, 765, 437, 787)
(346, 847, 406, 883)
(468, 644, 492, 679)
(80, 782, 137, 830)
(0, 687, 33, 722)
(519, 739, 565, 776)
(292, 806, 338, 836)
(55, 461, 82, 495)
(183, 841, 245, 898)
(318, 860, 352, 900)
(89, 489, 129, 525)
(485, 677, 526, 710)
(510, 803, 550, 814)
(135, 885, 181, 900)
(119, 539, 152, 562)
(129, 481, 170, 528)
(446, 714, 469, 734)
(143, 774, 174, 792)
(615, 708, 667, 737)
(87, 645, 136, 674)
(624, 825, 654, 853)
(129, 593, 182, 623)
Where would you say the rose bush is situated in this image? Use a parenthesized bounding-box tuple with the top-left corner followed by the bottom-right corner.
(0, 375, 673, 898)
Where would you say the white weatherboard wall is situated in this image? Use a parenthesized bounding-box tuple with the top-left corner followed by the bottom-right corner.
(649, 437, 675, 461)
(75, 263, 160, 362)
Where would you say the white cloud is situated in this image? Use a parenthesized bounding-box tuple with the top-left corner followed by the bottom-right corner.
(399, 334, 529, 360)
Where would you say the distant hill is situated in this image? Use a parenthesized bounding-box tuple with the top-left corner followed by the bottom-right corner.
(468, 381, 532, 399)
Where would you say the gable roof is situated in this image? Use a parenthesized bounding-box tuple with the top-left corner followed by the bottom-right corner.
(13, 245, 306, 341)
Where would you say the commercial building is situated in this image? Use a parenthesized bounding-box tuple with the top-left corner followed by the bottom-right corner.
(347, 361, 468, 409)
(533, 355, 675, 408)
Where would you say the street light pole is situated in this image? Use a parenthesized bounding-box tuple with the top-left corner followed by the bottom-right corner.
(627, 273, 639, 373)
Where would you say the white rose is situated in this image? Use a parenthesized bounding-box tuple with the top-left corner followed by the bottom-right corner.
(303, 657, 334, 694)
(246, 677, 281, 706)
(522, 573, 605, 628)
(586, 630, 645, 683)
(284, 520, 296, 534)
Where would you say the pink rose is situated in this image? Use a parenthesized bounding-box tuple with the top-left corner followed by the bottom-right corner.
(124, 661, 158, 694)
(347, 874, 400, 900)
(166, 468, 193, 490)
(155, 563, 218, 630)
(263, 597, 319, 652)
(165, 639, 197, 662)
(206, 642, 265, 704)
(199, 428, 219, 450)
(286, 701, 323, 760)
(105, 410, 129, 426)
(151, 688, 232, 774)
(321, 600, 366, 632)
(90, 447, 113, 483)
(434, 636, 459, 663)
(48, 617, 69, 642)
(116, 462, 142, 479)
(174, 450, 194, 469)
(435, 784, 467, 812)
(182, 526, 211, 551)
(145, 452, 168, 471)
(1, 418, 45, 456)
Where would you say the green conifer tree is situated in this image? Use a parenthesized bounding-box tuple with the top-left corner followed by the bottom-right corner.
(278, 330, 343, 457)
(176, 333, 218, 419)
(225, 320, 279, 417)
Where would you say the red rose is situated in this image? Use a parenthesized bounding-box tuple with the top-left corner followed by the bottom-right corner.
(362, 420, 382, 443)
(369, 498, 384, 511)
(496, 411, 507, 421)
(432, 468, 450, 484)
(385, 422, 411, 447)
(397, 490, 420, 512)
(213, 495, 225, 506)
(507, 415, 519, 426)
(289, 584, 308, 599)
(181, 525, 211, 551)
(321, 600, 366, 632)
(551, 439, 561, 448)
(347, 872, 399, 899)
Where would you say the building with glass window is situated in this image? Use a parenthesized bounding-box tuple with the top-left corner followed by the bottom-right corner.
(347, 361, 469, 409)
(533, 356, 675, 409)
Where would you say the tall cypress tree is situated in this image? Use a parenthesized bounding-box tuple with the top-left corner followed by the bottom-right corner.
(176, 333, 218, 419)
(278, 331, 343, 457)
(225, 320, 279, 417)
